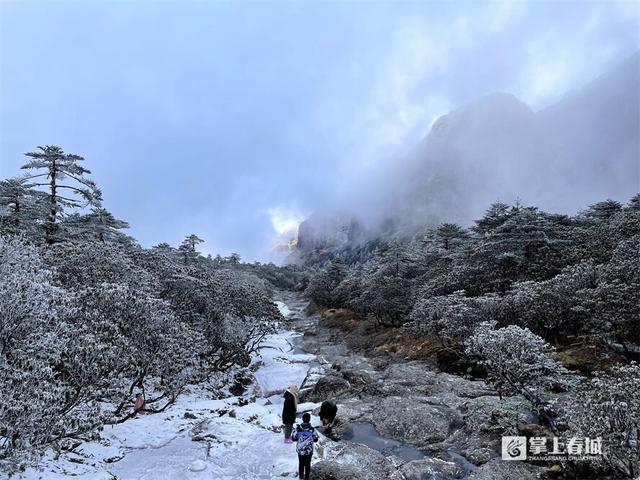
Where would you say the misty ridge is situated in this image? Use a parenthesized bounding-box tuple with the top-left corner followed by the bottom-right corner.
(288, 51, 639, 263)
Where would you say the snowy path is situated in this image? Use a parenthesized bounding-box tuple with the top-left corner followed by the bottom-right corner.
(17, 299, 337, 480)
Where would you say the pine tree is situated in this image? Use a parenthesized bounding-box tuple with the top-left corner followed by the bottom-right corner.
(180, 234, 204, 252)
(21, 146, 102, 244)
(628, 193, 640, 211)
(580, 199, 623, 221)
(64, 207, 130, 243)
(473, 201, 512, 234)
(0, 177, 47, 238)
(435, 223, 468, 250)
(179, 234, 204, 263)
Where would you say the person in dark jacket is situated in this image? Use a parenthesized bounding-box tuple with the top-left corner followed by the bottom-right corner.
(281, 384, 298, 443)
(319, 400, 338, 436)
(291, 412, 319, 480)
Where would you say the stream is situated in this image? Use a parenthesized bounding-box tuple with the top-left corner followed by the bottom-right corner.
(281, 292, 481, 479)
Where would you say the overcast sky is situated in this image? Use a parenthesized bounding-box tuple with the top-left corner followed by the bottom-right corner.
(1, 1, 638, 261)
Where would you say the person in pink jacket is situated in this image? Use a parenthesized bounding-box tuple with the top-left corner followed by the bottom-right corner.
(134, 393, 145, 415)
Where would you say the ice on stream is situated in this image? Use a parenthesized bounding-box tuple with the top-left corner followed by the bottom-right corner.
(17, 301, 335, 480)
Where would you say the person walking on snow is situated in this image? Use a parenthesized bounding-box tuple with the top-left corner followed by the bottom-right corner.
(291, 412, 319, 480)
(282, 384, 298, 443)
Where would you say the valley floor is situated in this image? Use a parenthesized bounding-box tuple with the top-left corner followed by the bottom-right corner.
(15, 294, 544, 480)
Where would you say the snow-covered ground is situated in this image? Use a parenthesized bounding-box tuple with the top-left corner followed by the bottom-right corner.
(16, 301, 337, 480)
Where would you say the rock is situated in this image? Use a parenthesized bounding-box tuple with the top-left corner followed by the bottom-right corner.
(468, 458, 544, 480)
(370, 396, 457, 446)
(305, 375, 351, 402)
(461, 395, 532, 434)
(547, 464, 565, 477)
(341, 368, 372, 388)
(399, 457, 460, 480)
(103, 455, 125, 463)
(310, 442, 404, 480)
(229, 370, 254, 396)
(189, 460, 207, 472)
(183, 411, 197, 419)
(517, 421, 549, 437)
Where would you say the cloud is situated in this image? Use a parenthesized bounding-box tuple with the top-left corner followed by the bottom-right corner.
(0, 1, 637, 261)
(267, 206, 305, 237)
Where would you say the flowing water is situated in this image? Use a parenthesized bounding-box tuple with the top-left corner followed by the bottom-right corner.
(342, 421, 428, 462)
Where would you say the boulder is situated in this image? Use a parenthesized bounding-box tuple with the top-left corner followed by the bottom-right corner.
(398, 457, 461, 480)
(304, 375, 352, 402)
(369, 396, 458, 446)
(468, 458, 544, 480)
(310, 442, 404, 480)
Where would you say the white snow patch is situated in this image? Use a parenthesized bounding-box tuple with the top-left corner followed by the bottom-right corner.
(274, 301, 290, 317)
(254, 329, 314, 396)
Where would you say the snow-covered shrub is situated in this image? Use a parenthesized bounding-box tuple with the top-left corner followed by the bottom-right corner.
(563, 363, 640, 478)
(160, 266, 278, 374)
(0, 236, 97, 468)
(66, 283, 202, 413)
(407, 291, 497, 346)
(42, 240, 154, 292)
(465, 322, 574, 414)
(355, 244, 415, 326)
(212, 314, 269, 370)
(588, 236, 640, 352)
(492, 262, 597, 342)
(304, 260, 346, 308)
(207, 268, 282, 323)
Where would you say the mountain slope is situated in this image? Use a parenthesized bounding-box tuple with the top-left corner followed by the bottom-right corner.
(289, 53, 639, 265)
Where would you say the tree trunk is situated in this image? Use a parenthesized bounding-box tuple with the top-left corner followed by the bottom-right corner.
(46, 158, 58, 245)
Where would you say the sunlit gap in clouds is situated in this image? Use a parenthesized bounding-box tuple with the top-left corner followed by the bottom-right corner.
(267, 206, 305, 256)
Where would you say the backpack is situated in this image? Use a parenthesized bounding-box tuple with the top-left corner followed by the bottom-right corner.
(293, 423, 318, 455)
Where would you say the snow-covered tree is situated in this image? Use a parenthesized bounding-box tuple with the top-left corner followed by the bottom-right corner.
(0, 177, 48, 240)
(588, 235, 640, 354)
(63, 207, 130, 243)
(472, 201, 512, 235)
(564, 363, 640, 478)
(435, 223, 468, 250)
(465, 322, 574, 419)
(580, 199, 624, 221)
(495, 262, 597, 343)
(355, 243, 416, 326)
(0, 236, 97, 469)
(304, 260, 346, 308)
(21, 146, 102, 244)
(67, 283, 200, 415)
(408, 291, 496, 348)
(179, 233, 204, 263)
(42, 241, 153, 292)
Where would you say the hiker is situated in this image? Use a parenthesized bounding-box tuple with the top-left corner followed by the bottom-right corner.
(319, 400, 338, 436)
(291, 412, 319, 480)
(282, 384, 298, 443)
(133, 392, 145, 415)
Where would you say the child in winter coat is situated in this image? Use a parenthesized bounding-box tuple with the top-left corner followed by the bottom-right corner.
(291, 412, 319, 480)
